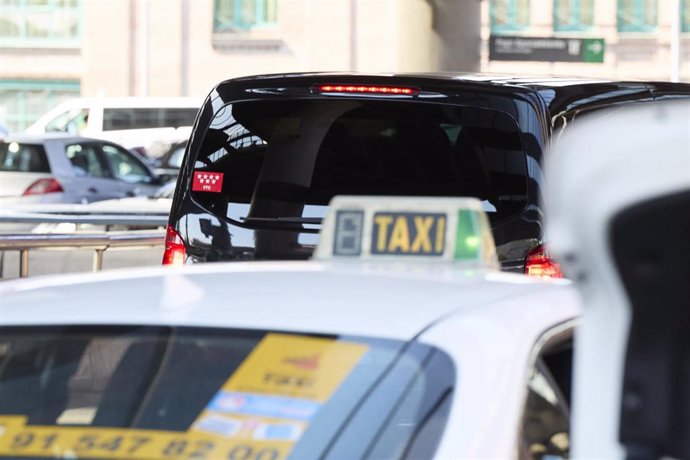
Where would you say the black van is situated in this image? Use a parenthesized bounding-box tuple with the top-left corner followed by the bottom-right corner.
(164, 73, 690, 273)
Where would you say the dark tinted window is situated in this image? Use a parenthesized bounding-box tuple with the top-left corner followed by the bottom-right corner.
(163, 108, 198, 127)
(520, 359, 570, 459)
(103, 108, 197, 131)
(0, 326, 454, 459)
(0, 142, 50, 173)
(191, 99, 527, 228)
(65, 143, 108, 177)
(101, 144, 151, 183)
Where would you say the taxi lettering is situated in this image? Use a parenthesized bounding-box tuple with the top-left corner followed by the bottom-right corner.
(372, 212, 446, 255)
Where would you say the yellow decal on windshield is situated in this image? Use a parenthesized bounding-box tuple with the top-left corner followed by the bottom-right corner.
(190, 334, 369, 458)
(0, 335, 369, 460)
(221, 333, 369, 401)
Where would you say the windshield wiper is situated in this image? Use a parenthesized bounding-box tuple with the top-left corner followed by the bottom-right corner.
(241, 216, 323, 226)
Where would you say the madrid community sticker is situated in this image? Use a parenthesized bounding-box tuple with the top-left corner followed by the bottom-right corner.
(192, 171, 224, 193)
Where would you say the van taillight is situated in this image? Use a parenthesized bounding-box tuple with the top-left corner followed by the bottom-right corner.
(22, 178, 63, 195)
(525, 244, 563, 279)
(162, 225, 186, 265)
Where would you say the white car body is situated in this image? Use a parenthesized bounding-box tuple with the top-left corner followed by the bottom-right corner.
(0, 261, 579, 459)
(545, 100, 690, 459)
(26, 97, 201, 157)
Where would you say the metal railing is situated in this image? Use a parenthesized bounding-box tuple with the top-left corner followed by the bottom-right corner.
(0, 231, 165, 278)
(0, 202, 171, 278)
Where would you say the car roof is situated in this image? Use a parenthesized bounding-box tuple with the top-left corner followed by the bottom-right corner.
(42, 97, 202, 109)
(222, 71, 690, 119)
(1, 133, 112, 144)
(0, 261, 577, 341)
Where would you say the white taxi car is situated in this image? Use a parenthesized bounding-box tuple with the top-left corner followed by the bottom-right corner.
(0, 197, 579, 459)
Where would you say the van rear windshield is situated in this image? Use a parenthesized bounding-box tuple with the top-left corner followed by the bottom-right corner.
(0, 326, 453, 459)
(191, 99, 527, 227)
(0, 142, 50, 173)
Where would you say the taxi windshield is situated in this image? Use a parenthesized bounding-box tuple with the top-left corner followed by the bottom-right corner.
(191, 99, 527, 230)
(0, 326, 454, 460)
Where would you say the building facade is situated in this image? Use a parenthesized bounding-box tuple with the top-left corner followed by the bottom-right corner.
(0, 0, 688, 132)
(0, 0, 482, 131)
(483, 0, 690, 81)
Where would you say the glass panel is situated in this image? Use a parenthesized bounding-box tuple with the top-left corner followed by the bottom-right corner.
(0, 142, 50, 173)
(0, 80, 80, 132)
(520, 361, 570, 459)
(45, 108, 88, 134)
(492, 0, 510, 28)
(491, 0, 529, 31)
(192, 99, 528, 234)
(214, 0, 278, 31)
(554, 0, 594, 31)
(0, 326, 453, 459)
(101, 144, 151, 183)
(162, 108, 198, 128)
(516, 0, 530, 26)
(0, 0, 81, 45)
(618, 0, 657, 32)
(65, 143, 107, 178)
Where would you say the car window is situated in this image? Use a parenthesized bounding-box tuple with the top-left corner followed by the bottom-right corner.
(103, 108, 196, 131)
(100, 144, 151, 183)
(190, 100, 527, 231)
(0, 142, 50, 173)
(163, 108, 198, 128)
(519, 331, 573, 460)
(45, 109, 89, 134)
(0, 326, 454, 460)
(520, 360, 570, 459)
(167, 144, 186, 168)
(65, 143, 108, 178)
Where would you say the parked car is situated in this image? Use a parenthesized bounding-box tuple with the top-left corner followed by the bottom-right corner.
(151, 139, 187, 182)
(163, 73, 690, 272)
(0, 134, 165, 204)
(25, 97, 201, 158)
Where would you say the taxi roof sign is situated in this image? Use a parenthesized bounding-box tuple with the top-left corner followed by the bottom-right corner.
(315, 196, 498, 268)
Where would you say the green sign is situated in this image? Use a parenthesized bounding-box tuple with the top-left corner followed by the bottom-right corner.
(583, 38, 605, 63)
(490, 36, 606, 63)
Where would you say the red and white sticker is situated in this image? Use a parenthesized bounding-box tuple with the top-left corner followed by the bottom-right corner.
(193, 171, 224, 193)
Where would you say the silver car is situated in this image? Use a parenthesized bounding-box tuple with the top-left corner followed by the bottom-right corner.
(0, 134, 165, 204)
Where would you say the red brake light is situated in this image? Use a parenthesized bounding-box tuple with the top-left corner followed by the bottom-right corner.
(22, 178, 63, 196)
(162, 225, 186, 266)
(312, 84, 420, 96)
(525, 244, 564, 279)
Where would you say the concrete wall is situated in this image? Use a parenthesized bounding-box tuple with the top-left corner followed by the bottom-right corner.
(427, 0, 482, 72)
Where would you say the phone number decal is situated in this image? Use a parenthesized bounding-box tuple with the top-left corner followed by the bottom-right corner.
(0, 416, 291, 460)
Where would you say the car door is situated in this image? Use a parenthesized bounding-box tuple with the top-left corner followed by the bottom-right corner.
(518, 325, 573, 460)
(62, 142, 124, 202)
(98, 142, 159, 197)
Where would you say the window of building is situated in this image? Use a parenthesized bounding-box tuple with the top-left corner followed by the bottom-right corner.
(491, 0, 530, 33)
(617, 0, 657, 33)
(554, 0, 594, 32)
(213, 0, 278, 32)
(683, 0, 690, 33)
(0, 80, 80, 132)
(0, 0, 82, 47)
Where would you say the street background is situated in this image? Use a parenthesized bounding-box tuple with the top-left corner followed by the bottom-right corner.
(1, 0, 689, 132)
